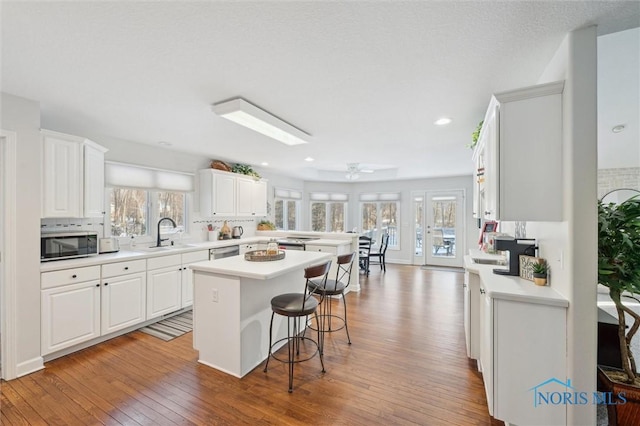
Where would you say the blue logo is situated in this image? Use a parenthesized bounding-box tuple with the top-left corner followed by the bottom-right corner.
(529, 377, 626, 407)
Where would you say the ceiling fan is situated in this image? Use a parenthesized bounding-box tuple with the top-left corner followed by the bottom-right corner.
(345, 163, 374, 180)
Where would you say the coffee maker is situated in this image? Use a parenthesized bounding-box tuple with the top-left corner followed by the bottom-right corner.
(493, 236, 537, 276)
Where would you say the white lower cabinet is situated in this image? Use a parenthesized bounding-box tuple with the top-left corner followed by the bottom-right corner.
(147, 254, 183, 320)
(101, 272, 146, 335)
(463, 270, 481, 360)
(181, 250, 209, 308)
(480, 287, 567, 425)
(42, 280, 101, 355)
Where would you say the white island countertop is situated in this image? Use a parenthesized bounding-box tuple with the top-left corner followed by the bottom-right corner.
(189, 249, 332, 280)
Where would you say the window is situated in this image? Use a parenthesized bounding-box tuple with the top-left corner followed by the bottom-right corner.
(109, 189, 186, 237)
(105, 162, 193, 239)
(360, 193, 400, 248)
(310, 193, 348, 232)
(274, 188, 302, 231)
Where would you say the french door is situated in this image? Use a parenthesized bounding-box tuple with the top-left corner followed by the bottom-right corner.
(413, 190, 464, 267)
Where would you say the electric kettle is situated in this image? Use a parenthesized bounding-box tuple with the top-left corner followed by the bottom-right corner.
(232, 226, 244, 239)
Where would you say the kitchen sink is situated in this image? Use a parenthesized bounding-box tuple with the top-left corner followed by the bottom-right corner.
(135, 246, 173, 252)
(472, 257, 506, 265)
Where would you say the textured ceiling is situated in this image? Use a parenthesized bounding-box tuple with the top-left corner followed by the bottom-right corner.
(1, 1, 639, 181)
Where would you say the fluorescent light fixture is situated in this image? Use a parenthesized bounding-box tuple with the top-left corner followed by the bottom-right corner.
(434, 117, 452, 126)
(212, 98, 309, 145)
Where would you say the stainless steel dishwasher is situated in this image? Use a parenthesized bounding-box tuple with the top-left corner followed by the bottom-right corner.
(209, 245, 240, 260)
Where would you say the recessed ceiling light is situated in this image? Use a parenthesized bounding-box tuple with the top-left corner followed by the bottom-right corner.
(304, 157, 314, 162)
(434, 117, 452, 126)
(261, 162, 269, 166)
(612, 124, 626, 133)
(158, 141, 172, 146)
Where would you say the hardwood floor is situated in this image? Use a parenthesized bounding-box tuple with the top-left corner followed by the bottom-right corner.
(1, 265, 503, 425)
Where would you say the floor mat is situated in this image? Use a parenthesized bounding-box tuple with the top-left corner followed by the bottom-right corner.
(138, 310, 192, 341)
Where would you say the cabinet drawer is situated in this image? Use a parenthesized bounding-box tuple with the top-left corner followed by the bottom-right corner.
(102, 259, 146, 278)
(41, 265, 101, 289)
(147, 254, 182, 270)
(182, 250, 209, 264)
(305, 245, 337, 255)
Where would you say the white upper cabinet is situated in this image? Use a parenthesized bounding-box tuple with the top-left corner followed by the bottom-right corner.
(473, 81, 564, 222)
(236, 176, 268, 217)
(198, 169, 237, 216)
(199, 169, 267, 217)
(42, 130, 108, 218)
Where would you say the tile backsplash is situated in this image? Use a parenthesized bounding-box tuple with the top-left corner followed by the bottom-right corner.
(41, 217, 105, 236)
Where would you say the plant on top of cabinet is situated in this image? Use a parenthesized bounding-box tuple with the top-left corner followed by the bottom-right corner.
(231, 163, 261, 179)
(467, 120, 483, 150)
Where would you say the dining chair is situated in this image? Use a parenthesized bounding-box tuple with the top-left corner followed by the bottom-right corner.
(368, 232, 389, 272)
(358, 236, 372, 276)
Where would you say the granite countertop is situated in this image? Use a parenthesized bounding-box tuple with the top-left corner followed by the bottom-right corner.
(189, 250, 333, 280)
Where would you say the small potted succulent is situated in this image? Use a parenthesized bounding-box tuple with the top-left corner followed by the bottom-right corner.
(531, 260, 548, 286)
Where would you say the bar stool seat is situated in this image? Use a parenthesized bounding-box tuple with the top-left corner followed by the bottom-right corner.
(307, 252, 355, 345)
(264, 260, 332, 392)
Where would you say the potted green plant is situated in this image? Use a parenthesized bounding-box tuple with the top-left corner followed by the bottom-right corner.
(531, 260, 548, 286)
(231, 163, 261, 179)
(467, 120, 483, 150)
(597, 195, 640, 424)
(257, 220, 276, 231)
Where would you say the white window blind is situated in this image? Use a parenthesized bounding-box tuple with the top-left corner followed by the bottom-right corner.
(310, 192, 349, 201)
(359, 192, 400, 201)
(105, 162, 194, 192)
(274, 188, 302, 200)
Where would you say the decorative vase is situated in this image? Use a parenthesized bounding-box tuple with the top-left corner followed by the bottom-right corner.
(533, 273, 547, 286)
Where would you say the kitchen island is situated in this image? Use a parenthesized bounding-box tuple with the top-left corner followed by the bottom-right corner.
(189, 250, 333, 378)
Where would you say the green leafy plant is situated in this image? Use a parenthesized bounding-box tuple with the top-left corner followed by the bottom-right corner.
(531, 260, 548, 276)
(599, 195, 640, 383)
(467, 120, 484, 150)
(231, 163, 260, 179)
(257, 220, 276, 230)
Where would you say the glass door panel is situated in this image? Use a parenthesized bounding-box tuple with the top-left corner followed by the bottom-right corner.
(425, 190, 464, 267)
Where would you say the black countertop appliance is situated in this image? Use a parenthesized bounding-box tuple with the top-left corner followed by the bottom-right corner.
(493, 236, 537, 276)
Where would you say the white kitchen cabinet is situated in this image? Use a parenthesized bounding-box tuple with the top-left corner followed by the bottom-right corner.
(100, 259, 147, 335)
(479, 281, 567, 425)
(181, 250, 209, 308)
(463, 270, 481, 360)
(473, 81, 564, 221)
(101, 272, 146, 335)
(41, 279, 101, 355)
(146, 254, 182, 319)
(236, 176, 268, 217)
(198, 169, 236, 216)
(83, 141, 108, 218)
(41, 130, 108, 218)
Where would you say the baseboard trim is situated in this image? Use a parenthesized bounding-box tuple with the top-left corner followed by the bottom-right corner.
(16, 356, 44, 378)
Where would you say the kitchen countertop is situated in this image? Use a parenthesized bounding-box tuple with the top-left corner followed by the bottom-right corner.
(189, 250, 333, 280)
(40, 237, 350, 272)
(464, 253, 568, 308)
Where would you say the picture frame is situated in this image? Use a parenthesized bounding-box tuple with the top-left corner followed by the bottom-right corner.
(478, 220, 498, 246)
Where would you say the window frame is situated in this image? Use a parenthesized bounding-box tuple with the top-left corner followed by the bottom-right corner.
(274, 198, 300, 231)
(310, 200, 348, 232)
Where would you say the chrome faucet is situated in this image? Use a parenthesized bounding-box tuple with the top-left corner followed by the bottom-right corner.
(156, 217, 177, 247)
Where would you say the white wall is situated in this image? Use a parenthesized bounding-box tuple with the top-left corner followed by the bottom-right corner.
(1, 92, 44, 375)
(535, 26, 598, 425)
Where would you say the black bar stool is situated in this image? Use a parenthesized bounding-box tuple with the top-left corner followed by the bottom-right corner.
(264, 260, 331, 392)
(307, 252, 356, 345)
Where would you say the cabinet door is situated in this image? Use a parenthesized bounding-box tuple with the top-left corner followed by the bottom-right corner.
(147, 266, 182, 319)
(181, 250, 209, 308)
(481, 107, 499, 221)
(83, 142, 106, 218)
(251, 179, 268, 216)
(42, 280, 101, 355)
(214, 173, 236, 216)
(101, 272, 146, 335)
(479, 290, 494, 416)
(236, 176, 255, 216)
(42, 136, 82, 218)
(463, 272, 471, 358)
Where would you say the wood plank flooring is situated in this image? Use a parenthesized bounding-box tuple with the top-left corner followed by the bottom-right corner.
(1, 265, 503, 425)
